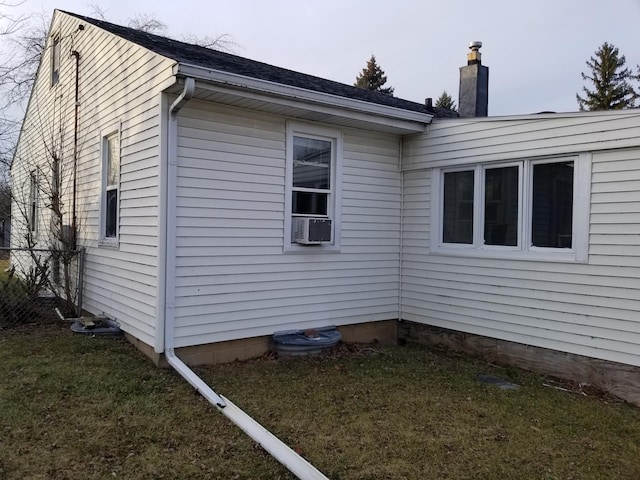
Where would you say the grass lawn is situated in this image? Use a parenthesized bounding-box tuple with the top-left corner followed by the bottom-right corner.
(2, 325, 640, 479)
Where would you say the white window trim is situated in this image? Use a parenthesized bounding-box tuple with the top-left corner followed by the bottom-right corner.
(99, 122, 122, 248)
(431, 153, 590, 263)
(284, 121, 343, 253)
(51, 33, 61, 87)
(480, 161, 523, 251)
(28, 170, 38, 234)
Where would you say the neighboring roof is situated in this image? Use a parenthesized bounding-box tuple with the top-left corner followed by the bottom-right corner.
(61, 10, 450, 117)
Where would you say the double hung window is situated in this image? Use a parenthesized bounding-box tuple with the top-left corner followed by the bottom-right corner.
(292, 136, 332, 218)
(100, 128, 120, 245)
(51, 35, 61, 86)
(285, 123, 342, 250)
(28, 171, 38, 234)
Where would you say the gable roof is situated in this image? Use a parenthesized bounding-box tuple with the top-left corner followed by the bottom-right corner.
(61, 11, 445, 117)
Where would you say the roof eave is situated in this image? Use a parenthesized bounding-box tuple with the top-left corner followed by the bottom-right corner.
(174, 63, 433, 131)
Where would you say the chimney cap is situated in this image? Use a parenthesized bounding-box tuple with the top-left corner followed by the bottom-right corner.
(466, 41, 483, 65)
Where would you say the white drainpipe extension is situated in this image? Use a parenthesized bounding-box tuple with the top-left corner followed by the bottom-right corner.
(165, 77, 328, 480)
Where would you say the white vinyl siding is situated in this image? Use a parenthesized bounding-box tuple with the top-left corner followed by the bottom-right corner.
(13, 11, 176, 346)
(75, 25, 172, 346)
(172, 101, 401, 347)
(403, 111, 640, 169)
(401, 112, 640, 367)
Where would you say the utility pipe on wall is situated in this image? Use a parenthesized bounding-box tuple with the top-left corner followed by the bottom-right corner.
(164, 77, 328, 480)
(71, 49, 80, 250)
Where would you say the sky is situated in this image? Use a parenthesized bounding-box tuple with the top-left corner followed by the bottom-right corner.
(5, 0, 640, 116)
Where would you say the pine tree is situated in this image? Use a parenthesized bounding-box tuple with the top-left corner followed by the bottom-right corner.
(354, 55, 394, 96)
(435, 90, 457, 111)
(577, 42, 639, 111)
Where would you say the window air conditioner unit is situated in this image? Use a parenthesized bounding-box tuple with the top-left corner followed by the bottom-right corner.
(293, 217, 332, 245)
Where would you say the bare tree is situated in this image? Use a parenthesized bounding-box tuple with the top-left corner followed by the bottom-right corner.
(4, 11, 49, 107)
(181, 33, 238, 53)
(4, 8, 237, 315)
(11, 88, 83, 315)
(0, 1, 28, 169)
(127, 12, 168, 35)
(0, 1, 26, 36)
(88, 5, 237, 51)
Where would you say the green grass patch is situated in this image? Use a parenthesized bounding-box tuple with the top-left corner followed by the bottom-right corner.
(0, 326, 293, 480)
(2, 326, 640, 479)
(198, 345, 640, 480)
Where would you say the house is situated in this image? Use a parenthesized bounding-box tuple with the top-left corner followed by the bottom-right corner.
(12, 10, 640, 406)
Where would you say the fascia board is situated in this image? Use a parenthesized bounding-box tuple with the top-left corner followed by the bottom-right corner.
(174, 63, 433, 126)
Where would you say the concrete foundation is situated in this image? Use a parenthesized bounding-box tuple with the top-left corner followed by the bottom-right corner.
(127, 319, 398, 367)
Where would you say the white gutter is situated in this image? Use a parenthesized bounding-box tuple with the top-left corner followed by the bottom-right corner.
(164, 77, 329, 480)
(175, 63, 433, 125)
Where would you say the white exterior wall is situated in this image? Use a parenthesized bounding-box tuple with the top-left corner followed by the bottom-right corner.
(172, 101, 401, 347)
(75, 19, 174, 345)
(401, 111, 640, 367)
(13, 11, 175, 345)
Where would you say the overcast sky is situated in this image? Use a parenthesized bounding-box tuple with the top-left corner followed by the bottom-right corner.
(8, 0, 640, 116)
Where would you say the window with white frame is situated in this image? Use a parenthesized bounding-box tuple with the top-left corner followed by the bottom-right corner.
(433, 155, 589, 262)
(51, 35, 61, 86)
(101, 130, 120, 243)
(285, 123, 342, 249)
(28, 171, 38, 234)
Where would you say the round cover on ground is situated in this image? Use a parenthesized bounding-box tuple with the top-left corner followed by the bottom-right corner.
(272, 325, 342, 356)
(70, 318, 123, 337)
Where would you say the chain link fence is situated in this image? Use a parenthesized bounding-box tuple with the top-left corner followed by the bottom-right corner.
(0, 247, 84, 329)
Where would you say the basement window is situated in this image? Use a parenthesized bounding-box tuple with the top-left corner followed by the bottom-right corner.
(432, 155, 589, 262)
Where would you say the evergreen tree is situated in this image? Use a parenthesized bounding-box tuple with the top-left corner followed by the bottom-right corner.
(354, 55, 394, 96)
(577, 42, 639, 111)
(435, 90, 457, 111)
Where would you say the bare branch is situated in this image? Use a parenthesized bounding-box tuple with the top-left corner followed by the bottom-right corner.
(181, 32, 238, 53)
(87, 4, 107, 21)
(128, 13, 168, 35)
(0, 0, 27, 36)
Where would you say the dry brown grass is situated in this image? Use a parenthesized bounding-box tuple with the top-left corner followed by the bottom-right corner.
(198, 344, 640, 480)
(2, 326, 640, 479)
(0, 326, 293, 479)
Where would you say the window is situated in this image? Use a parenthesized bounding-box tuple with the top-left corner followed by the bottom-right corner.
(531, 162, 574, 248)
(442, 170, 474, 244)
(101, 129, 120, 244)
(293, 136, 331, 216)
(285, 123, 342, 250)
(433, 155, 589, 262)
(51, 35, 61, 86)
(28, 171, 38, 233)
(483, 165, 519, 247)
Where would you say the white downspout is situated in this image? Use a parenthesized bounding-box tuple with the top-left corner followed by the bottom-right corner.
(165, 77, 328, 480)
(398, 136, 404, 324)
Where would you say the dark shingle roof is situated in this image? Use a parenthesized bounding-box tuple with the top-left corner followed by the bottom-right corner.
(62, 11, 446, 117)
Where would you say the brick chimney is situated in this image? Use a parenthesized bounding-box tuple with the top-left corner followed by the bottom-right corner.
(458, 41, 489, 117)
